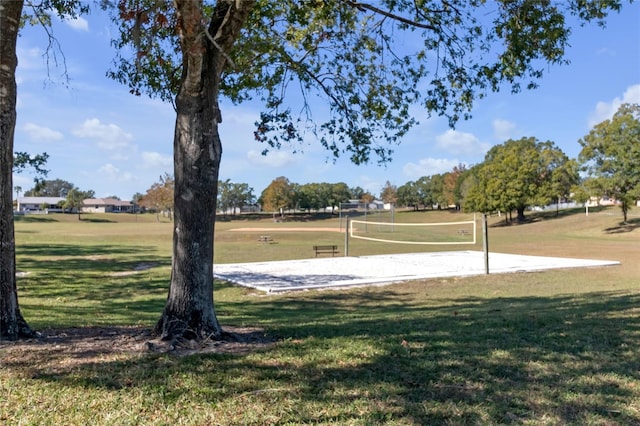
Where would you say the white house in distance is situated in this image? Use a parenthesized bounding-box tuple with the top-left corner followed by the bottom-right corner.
(15, 197, 134, 213)
(16, 196, 65, 212)
(82, 198, 134, 213)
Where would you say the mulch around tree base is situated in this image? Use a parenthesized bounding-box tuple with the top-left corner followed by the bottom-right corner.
(0, 325, 277, 368)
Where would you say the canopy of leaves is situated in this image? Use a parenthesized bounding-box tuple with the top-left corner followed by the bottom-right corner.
(296, 182, 352, 212)
(464, 137, 577, 218)
(141, 173, 174, 213)
(62, 187, 86, 209)
(380, 181, 398, 204)
(106, 0, 625, 166)
(259, 176, 295, 212)
(578, 103, 640, 221)
(23, 178, 81, 197)
(217, 179, 255, 215)
(13, 152, 49, 190)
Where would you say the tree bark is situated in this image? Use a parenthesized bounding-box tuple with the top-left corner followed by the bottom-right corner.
(0, 0, 35, 340)
(154, 1, 255, 341)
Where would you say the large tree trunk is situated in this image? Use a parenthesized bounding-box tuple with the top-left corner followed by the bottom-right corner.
(0, 0, 35, 340)
(154, 1, 255, 341)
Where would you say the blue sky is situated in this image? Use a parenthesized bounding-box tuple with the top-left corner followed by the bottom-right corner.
(13, 3, 640, 201)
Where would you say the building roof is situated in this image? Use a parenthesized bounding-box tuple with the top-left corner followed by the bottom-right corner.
(83, 198, 132, 207)
(17, 197, 65, 205)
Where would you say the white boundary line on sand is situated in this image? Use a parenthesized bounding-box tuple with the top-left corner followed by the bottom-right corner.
(213, 250, 620, 293)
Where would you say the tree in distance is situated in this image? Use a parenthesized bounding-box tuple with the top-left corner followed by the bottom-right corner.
(62, 187, 91, 220)
(578, 103, 640, 223)
(103, 0, 629, 342)
(260, 176, 295, 218)
(464, 137, 578, 222)
(380, 181, 398, 205)
(24, 178, 86, 198)
(141, 173, 175, 221)
(217, 179, 255, 217)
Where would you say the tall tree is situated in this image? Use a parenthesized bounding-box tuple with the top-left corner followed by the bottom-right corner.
(330, 182, 352, 214)
(2, 0, 87, 339)
(1, 1, 32, 339)
(63, 187, 88, 220)
(578, 103, 640, 223)
(217, 179, 254, 216)
(24, 178, 75, 197)
(444, 164, 467, 210)
(416, 176, 436, 210)
(141, 173, 174, 221)
(465, 137, 577, 221)
(260, 176, 295, 216)
(297, 183, 322, 212)
(397, 181, 420, 210)
(380, 181, 398, 205)
(106, 0, 628, 341)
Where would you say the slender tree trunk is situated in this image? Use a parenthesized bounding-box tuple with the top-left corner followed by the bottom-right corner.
(154, 0, 255, 341)
(0, 0, 35, 340)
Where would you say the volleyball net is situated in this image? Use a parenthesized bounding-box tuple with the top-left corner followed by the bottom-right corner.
(349, 216, 477, 245)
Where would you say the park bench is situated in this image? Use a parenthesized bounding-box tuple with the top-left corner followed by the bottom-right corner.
(313, 245, 339, 257)
(258, 235, 273, 243)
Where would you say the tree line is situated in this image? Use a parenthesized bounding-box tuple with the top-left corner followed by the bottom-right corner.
(19, 102, 640, 226)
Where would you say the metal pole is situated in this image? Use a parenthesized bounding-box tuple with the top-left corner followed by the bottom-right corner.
(483, 213, 489, 274)
(344, 216, 350, 257)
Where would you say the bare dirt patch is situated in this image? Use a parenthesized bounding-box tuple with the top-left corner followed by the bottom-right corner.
(229, 227, 342, 232)
(109, 262, 160, 277)
(0, 326, 276, 372)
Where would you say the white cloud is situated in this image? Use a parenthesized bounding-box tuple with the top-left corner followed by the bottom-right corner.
(492, 119, 516, 141)
(588, 84, 640, 127)
(436, 129, 489, 156)
(354, 175, 385, 195)
(22, 123, 64, 141)
(221, 108, 258, 127)
(16, 47, 44, 71)
(403, 157, 462, 180)
(63, 16, 89, 32)
(247, 149, 295, 168)
(141, 151, 172, 168)
(12, 174, 33, 192)
(98, 163, 135, 182)
(73, 118, 133, 150)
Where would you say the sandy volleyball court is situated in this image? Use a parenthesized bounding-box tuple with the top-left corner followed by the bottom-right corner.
(214, 250, 620, 293)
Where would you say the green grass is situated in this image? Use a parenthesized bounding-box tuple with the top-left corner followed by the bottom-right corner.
(1, 208, 639, 425)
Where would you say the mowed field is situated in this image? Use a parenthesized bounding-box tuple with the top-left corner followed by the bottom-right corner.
(1, 207, 639, 425)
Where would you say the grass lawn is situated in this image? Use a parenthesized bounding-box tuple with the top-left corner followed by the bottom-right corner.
(1, 208, 639, 425)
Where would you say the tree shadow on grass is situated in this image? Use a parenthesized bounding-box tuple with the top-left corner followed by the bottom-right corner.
(13, 215, 58, 223)
(604, 217, 640, 234)
(17, 243, 170, 273)
(78, 217, 117, 223)
(3, 287, 638, 424)
(14, 243, 171, 327)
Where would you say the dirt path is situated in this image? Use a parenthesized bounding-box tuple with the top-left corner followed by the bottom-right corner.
(229, 227, 343, 232)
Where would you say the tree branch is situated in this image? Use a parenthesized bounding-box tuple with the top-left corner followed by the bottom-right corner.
(343, 0, 438, 31)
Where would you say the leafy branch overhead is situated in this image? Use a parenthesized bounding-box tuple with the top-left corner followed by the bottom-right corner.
(106, 0, 624, 166)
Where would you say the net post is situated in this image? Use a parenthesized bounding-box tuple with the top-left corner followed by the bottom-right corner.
(344, 216, 350, 257)
(482, 213, 489, 274)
